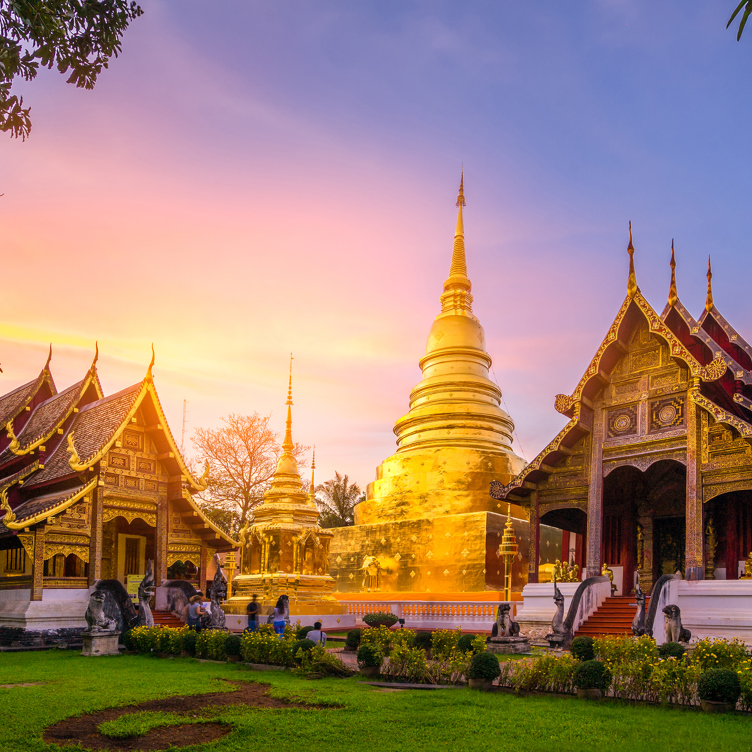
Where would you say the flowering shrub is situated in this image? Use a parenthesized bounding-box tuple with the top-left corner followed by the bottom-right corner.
(737, 658, 752, 711)
(360, 625, 393, 653)
(691, 638, 748, 671)
(649, 657, 700, 705)
(431, 628, 462, 660)
(241, 628, 296, 666)
(513, 654, 578, 694)
(381, 645, 429, 683)
(356, 643, 384, 669)
(698, 668, 741, 704)
(391, 628, 416, 649)
(594, 634, 658, 665)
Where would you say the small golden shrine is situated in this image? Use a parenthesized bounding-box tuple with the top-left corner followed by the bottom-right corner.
(223, 361, 348, 623)
(498, 504, 518, 601)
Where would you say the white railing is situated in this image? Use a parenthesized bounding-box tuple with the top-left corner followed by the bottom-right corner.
(338, 599, 505, 631)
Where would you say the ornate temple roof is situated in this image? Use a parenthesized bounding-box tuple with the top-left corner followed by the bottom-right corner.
(492, 230, 752, 502)
(0, 349, 236, 546)
(0, 349, 56, 432)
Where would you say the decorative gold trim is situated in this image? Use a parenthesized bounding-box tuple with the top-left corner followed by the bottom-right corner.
(167, 552, 200, 567)
(16, 533, 34, 560)
(102, 508, 156, 527)
(3, 477, 97, 530)
(43, 543, 90, 563)
(689, 388, 752, 438)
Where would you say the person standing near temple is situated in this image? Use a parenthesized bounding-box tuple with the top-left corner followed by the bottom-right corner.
(187, 595, 206, 632)
(246, 594, 260, 632)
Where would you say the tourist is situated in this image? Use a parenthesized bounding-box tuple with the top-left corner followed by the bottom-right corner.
(187, 594, 205, 632)
(271, 597, 287, 638)
(246, 594, 260, 632)
(307, 621, 327, 646)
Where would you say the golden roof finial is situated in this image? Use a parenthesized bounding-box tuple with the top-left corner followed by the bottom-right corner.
(282, 353, 294, 452)
(44, 343, 52, 370)
(309, 445, 316, 504)
(93, 341, 99, 367)
(627, 221, 638, 298)
(146, 344, 155, 381)
(668, 239, 678, 307)
(706, 255, 714, 312)
(440, 172, 473, 314)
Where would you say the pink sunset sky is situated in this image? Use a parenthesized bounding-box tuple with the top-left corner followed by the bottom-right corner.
(2, 2, 752, 489)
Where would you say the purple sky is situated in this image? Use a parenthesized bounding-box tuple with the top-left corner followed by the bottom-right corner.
(2, 2, 752, 488)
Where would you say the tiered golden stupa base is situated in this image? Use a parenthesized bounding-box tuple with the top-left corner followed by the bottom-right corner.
(330, 510, 535, 594)
(222, 572, 353, 632)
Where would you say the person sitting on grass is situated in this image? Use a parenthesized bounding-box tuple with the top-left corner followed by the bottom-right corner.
(307, 621, 327, 646)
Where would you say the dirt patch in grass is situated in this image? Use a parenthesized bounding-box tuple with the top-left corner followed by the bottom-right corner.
(44, 680, 324, 750)
(0, 682, 44, 688)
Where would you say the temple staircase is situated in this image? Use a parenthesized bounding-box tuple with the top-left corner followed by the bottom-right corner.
(151, 610, 184, 628)
(575, 595, 649, 637)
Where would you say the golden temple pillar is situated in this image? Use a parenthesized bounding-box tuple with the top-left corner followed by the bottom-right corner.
(527, 492, 540, 583)
(155, 497, 168, 586)
(199, 544, 209, 594)
(685, 385, 704, 580)
(31, 524, 45, 602)
(585, 407, 604, 578)
(88, 486, 104, 586)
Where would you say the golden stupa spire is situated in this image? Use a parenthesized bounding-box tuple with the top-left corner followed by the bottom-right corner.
(282, 353, 294, 453)
(308, 446, 316, 504)
(706, 255, 714, 312)
(440, 172, 473, 313)
(627, 221, 638, 298)
(668, 239, 678, 307)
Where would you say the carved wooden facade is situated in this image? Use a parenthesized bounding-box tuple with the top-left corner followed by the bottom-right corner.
(492, 249, 752, 591)
(0, 351, 235, 602)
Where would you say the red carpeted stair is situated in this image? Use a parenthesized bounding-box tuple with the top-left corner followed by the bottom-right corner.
(575, 596, 650, 637)
(152, 610, 184, 628)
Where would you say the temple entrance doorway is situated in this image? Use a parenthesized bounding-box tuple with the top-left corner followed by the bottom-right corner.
(539, 508, 586, 582)
(706, 490, 752, 579)
(602, 459, 686, 593)
(101, 515, 156, 590)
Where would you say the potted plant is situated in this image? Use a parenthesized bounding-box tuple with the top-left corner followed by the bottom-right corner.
(363, 611, 399, 629)
(570, 636, 595, 661)
(357, 644, 384, 678)
(698, 668, 740, 713)
(181, 630, 198, 658)
(225, 634, 243, 663)
(573, 660, 611, 699)
(658, 641, 686, 660)
(344, 629, 362, 652)
(467, 651, 500, 690)
(413, 631, 432, 658)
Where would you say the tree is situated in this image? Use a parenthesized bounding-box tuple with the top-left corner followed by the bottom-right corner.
(191, 413, 309, 537)
(1, 0, 143, 140)
(315, 472, 364, 528)
(728, 1, 752, 39)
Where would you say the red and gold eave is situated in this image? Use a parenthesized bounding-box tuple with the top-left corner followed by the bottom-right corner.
(492, 245, 752, 503)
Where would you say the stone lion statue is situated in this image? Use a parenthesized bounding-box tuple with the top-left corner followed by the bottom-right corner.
(491, 602, 520, 638)
(85, 591, 117, 633)
(663, 604, 691, 643)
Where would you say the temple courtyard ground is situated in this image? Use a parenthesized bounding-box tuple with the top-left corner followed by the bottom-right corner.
(1, 651, 749, 752)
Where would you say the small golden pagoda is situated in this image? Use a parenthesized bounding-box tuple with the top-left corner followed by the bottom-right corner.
(222, 361, 349, 627)
(330, 176, 532, 596)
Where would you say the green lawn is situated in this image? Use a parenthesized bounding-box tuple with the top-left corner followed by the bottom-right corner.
(0, 651, 749, 752)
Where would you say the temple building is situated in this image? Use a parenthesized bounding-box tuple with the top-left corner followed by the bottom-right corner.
(330, 178, 562, 596)
(223, 365, 351, 628)
(492, 231, 752, 598)
(0, 349, 236, 632)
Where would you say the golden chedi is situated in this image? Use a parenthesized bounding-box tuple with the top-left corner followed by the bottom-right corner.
(223, 363, 350, 628)
(330, 177, 528, 596)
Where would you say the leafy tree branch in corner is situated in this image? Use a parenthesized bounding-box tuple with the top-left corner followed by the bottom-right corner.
(1, 0, 143, 140)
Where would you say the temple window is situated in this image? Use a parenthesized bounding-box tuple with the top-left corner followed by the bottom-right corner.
(5, 548, 25, 573)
